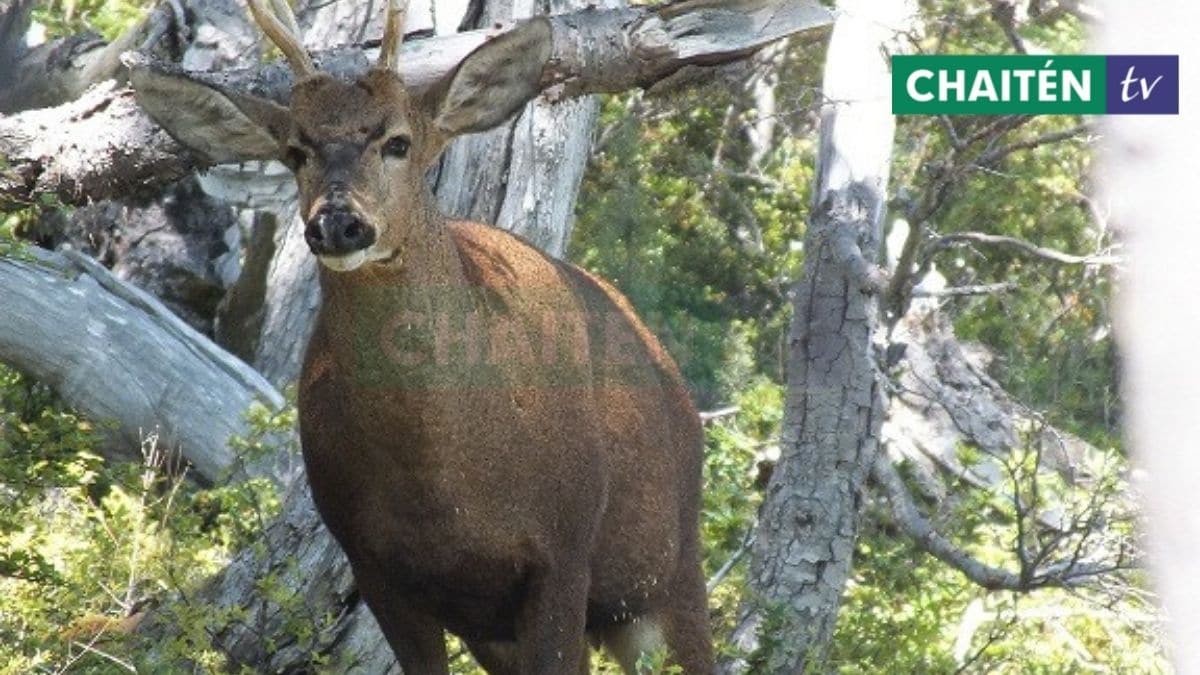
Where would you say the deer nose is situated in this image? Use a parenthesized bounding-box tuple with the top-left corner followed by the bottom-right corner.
(305, 208, 376, 256)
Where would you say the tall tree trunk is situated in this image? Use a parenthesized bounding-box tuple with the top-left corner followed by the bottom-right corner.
(724, 1, 913, 670)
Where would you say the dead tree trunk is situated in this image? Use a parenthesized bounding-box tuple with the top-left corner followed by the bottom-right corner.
(724, 2, 913, 670)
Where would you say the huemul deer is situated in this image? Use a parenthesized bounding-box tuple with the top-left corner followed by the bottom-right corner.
(137, 1, 713, 671)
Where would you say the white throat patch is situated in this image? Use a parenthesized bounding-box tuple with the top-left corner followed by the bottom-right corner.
(318, 247, 396, 272)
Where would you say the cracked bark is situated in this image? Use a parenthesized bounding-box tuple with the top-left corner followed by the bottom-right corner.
(723, 2, 913, 670)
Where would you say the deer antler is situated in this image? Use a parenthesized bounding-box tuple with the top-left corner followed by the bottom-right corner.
(378, 0, 409, 73)
(246, 0, 315, 76)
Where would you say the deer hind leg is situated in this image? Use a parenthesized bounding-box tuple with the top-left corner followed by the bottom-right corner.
(602, 571, 714, 671)
(659, 554, 716, 674)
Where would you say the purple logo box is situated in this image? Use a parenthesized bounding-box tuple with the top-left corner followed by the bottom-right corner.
(1106, 55, 1179, 115)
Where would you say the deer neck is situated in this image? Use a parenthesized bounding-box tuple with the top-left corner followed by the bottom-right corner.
(306, 199, 489, 459)
(312, 194, 470, 362)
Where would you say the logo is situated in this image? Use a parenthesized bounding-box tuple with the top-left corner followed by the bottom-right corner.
(892, 55, 1178, 115)
(342, 285, 662, 390)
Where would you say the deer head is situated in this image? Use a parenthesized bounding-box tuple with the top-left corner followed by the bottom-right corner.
(132, 0, 551, 272)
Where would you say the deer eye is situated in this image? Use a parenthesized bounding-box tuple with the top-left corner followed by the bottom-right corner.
(285, 145, 309, 169)
(382, 135, 410, 159)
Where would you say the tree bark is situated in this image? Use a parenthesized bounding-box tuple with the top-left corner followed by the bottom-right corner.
(0, 81, 199, 210)
(723, 2, 913, 670)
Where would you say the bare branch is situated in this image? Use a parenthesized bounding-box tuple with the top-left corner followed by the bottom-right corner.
(912, 281, 1018, 297)
(873, 454, 1122, 591)
(934, 231, 1121, 266)
(987, 0, 1028, 54)
(885, 119, 1094, 321)
(707, 522, 756, 593)
(976, 123, 1093, 167)
(699, 405, 741, 423)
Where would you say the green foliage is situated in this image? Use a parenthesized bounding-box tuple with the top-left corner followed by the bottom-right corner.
(572, 87, 813, 406)
(829, 484, 1165, 674)
(703, 380, 780, 648)
(569, 5, 1151, 672)
(0, 364, 289, 673)
(893, 2, 1117, 445)
(32, 0, 154, 41)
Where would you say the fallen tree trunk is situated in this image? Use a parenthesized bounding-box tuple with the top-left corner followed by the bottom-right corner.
(0, 0, 831, 209)
(0, 81, 197, 210)
(0, 245, 283, 483)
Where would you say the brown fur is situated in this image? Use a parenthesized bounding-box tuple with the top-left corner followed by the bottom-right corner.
(264, 36, 712, 675)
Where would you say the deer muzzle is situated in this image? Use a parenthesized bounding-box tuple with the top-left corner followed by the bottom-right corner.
(305, 204, 377, 258)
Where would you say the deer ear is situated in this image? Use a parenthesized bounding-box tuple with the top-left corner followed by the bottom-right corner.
(128, 59, 290, 164)
(433, 17, 552, 137)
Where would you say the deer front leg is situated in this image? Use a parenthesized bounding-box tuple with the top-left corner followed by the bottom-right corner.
(354, 570, 449, 675)
(516, 563, 592, 674)
(382, 611, 448, 675)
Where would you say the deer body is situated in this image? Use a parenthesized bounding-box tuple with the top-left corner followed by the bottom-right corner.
(133, 2, 713, 671)
(300, 218, 710, 671)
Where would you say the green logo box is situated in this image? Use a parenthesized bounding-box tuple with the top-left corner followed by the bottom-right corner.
(892, 55, 1106, 115)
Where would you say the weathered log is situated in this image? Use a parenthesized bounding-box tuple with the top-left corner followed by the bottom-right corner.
(0, 81, 197, 210)
(0, 244, 282, 482)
